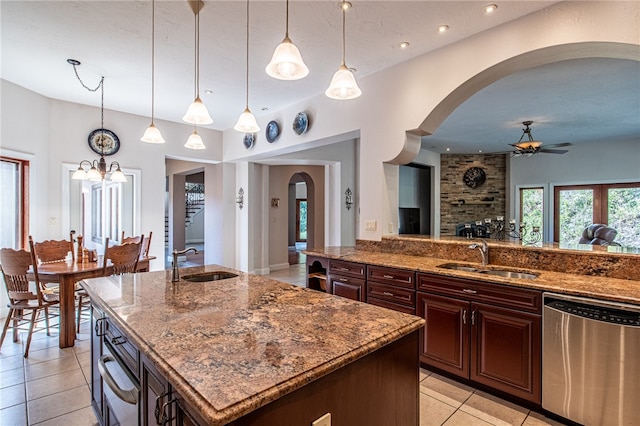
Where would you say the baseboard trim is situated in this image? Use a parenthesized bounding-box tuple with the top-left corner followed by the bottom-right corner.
(269, 263, 290, 272)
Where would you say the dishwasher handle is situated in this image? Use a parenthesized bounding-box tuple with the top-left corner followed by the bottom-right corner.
(98, 355, 138, 405)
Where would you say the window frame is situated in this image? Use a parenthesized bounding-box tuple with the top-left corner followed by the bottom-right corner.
(0, 155, 30, 249)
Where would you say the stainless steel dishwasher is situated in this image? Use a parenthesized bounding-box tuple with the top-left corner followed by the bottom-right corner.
(543, 292, 640, 426)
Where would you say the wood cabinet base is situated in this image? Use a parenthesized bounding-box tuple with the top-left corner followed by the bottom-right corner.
(227, 331, 420, 426)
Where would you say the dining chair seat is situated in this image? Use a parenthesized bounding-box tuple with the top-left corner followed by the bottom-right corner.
(0, 241, 60, 357)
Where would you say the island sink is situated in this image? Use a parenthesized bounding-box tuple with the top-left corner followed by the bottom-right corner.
(437, 263, 539, 279)
(181, 271, 239, 282)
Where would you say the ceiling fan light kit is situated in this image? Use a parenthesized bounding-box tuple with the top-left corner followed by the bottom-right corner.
(510, 120, 571, 157)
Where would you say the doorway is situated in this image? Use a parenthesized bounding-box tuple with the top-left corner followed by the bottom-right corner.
(288, 174, 308, 265)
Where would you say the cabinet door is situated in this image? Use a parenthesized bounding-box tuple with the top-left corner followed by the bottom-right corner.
(471, 302, 541, 404)
(142, 357, 171, 426)
(417, 292, 469, 378)
(331, 274, 365, 302)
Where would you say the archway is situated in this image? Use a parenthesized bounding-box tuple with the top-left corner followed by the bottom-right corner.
(287, 172, 316, 265)
(417, 42, 639, 137)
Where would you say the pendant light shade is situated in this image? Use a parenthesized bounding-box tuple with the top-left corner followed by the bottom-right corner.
(235, 108, 260, 133)
(141, 0, 165, 143)
(141, 122, 166, 144)
(265, 0, 308, 80)
(326, 1, 361, 100)
(326, 64, 361, 100)
(183, 1, 212, 125)
(234, 0, 260, 133)
(183, 96, 212, 125)
(185, 128, 206, 149)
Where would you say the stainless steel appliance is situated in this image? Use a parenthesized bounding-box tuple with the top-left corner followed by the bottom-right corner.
(99, 341, 140, 425)
(543, 293, 640, 425)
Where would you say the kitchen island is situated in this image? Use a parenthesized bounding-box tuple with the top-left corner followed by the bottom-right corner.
(81, 265, 425, 426)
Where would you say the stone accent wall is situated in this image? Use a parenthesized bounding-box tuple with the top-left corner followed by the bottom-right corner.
(440, 154, 506, 235)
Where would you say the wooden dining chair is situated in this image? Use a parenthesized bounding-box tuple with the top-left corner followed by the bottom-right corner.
(141, 231, 152, 257)
(76, 236, 144, 332)
(31, 232, 76, 264)
(120, 232, 142, 245)
(0, 241, 60, 357)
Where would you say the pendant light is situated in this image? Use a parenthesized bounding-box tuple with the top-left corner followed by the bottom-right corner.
(265, 0, 309, 80)
(234, 0, 260, 133)
(185, 125, 206, 150)
(141, 0, 165, 143)
(325, 1, 361, 100)
(183, 0, 212, 125)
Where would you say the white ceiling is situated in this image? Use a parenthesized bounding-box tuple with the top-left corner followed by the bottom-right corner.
(2, 1, 639, 154)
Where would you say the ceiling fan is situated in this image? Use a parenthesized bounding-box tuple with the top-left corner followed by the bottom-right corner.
(510, 120, 572, 157)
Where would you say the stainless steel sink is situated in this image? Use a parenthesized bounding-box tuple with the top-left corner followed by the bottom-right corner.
(478, 270, 538, 280)
(437, 263, 480, 272)
(181, 271, 238, 282)
(437, 263, 538, 279)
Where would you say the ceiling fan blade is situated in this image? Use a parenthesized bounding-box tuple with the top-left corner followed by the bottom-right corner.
(542, 142, 573, 148)
(539, 148, 569, 154)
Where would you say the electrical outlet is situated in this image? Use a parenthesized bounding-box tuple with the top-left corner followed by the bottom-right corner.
(311, 413, 331, 426)
(365, 220, 377, 231)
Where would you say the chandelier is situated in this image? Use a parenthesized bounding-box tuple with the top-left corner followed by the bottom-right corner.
(68, 59, 126, 182)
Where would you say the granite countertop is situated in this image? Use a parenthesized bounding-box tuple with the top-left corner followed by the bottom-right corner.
(305, 247, 640, 305)
(81, 266, 425, 425)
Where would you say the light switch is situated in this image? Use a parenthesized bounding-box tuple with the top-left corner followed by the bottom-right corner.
(365, 220, 377, 231)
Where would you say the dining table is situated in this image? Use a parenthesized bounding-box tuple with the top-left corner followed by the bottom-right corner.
(35, 255, 155, 348)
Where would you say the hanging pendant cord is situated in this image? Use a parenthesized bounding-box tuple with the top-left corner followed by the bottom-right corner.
(285, 0, 289, 38)
(196, 3, 200, 98)
(68, 60, 105, 155)
(341, 6, 346, 66)
(151, 0, 156, 122)
(245, 0, 250, 108)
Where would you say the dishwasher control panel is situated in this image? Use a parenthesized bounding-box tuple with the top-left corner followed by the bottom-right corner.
(546, 299, 640, 326)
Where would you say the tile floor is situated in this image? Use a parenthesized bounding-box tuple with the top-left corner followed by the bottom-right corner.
(0, 263, 567, 425)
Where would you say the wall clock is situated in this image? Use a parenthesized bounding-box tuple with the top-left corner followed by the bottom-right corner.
(463, 167, 486, 188)
(88, 128, 120, 156)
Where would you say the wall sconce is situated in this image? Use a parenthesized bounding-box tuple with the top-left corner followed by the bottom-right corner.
(236, 187, 244, 209)
(345, 187, 353, 210)
(271, 198, 280, 208)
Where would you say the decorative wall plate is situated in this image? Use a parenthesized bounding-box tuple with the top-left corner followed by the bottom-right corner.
(88, 128, 120, 156)
(266, 120, 280, 143)
(243, 133, 255, 149)
(463, 167, 486, 188)
(292, 112, 309, 135)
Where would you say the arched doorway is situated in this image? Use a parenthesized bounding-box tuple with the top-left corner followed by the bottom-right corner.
(288, 173, 307, 265)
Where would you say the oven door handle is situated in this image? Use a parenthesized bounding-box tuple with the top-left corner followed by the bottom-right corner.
(98, 355, 138, 405)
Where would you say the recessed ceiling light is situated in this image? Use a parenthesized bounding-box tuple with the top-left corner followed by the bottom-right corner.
(261, 107, 269, 111)
(446, 147, 451, 152)
(400, 41, 410, 49)
(484, 4, 498, 14)
(438, 25, 449, 33)
(478, 150, 483, 153)
(340, 1, 352, 11)
(204, 89, 213, 95)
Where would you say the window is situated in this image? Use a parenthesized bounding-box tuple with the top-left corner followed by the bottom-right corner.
(520, 187, 544, 239)
(554, 182, 640, 246)
(91, 181, 123, 244)
(0, 156, 29, 249)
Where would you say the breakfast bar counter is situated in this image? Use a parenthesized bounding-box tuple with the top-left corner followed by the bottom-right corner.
(81, 265, 425, 425)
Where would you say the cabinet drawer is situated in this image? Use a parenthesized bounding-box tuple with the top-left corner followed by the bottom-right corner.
(331, 274, 365, 302)
(329, 260, 365, 278)
(368, 282, 415, 308)
(417, 273, 541, 313)
(367, 265, 415, 289)
(368, 297, 416, 315)
(105, 318, 140, 379)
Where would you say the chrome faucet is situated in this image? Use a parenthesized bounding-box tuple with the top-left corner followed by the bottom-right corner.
(171, 247, 199, 282)
(469, 239, 489, 266)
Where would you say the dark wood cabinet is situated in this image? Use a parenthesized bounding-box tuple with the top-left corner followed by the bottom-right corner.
(367, 265, 416, 314)
(329, 260, 366, 302)
(141, 355, 171, 426)
(417, 272, 542, 404)
(471, 302, 541, 402)
(417, 292, 469, 377)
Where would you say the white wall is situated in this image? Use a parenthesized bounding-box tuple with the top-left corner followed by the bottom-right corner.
(1, 80, 223, 271)
(221, 1, 639, 242)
